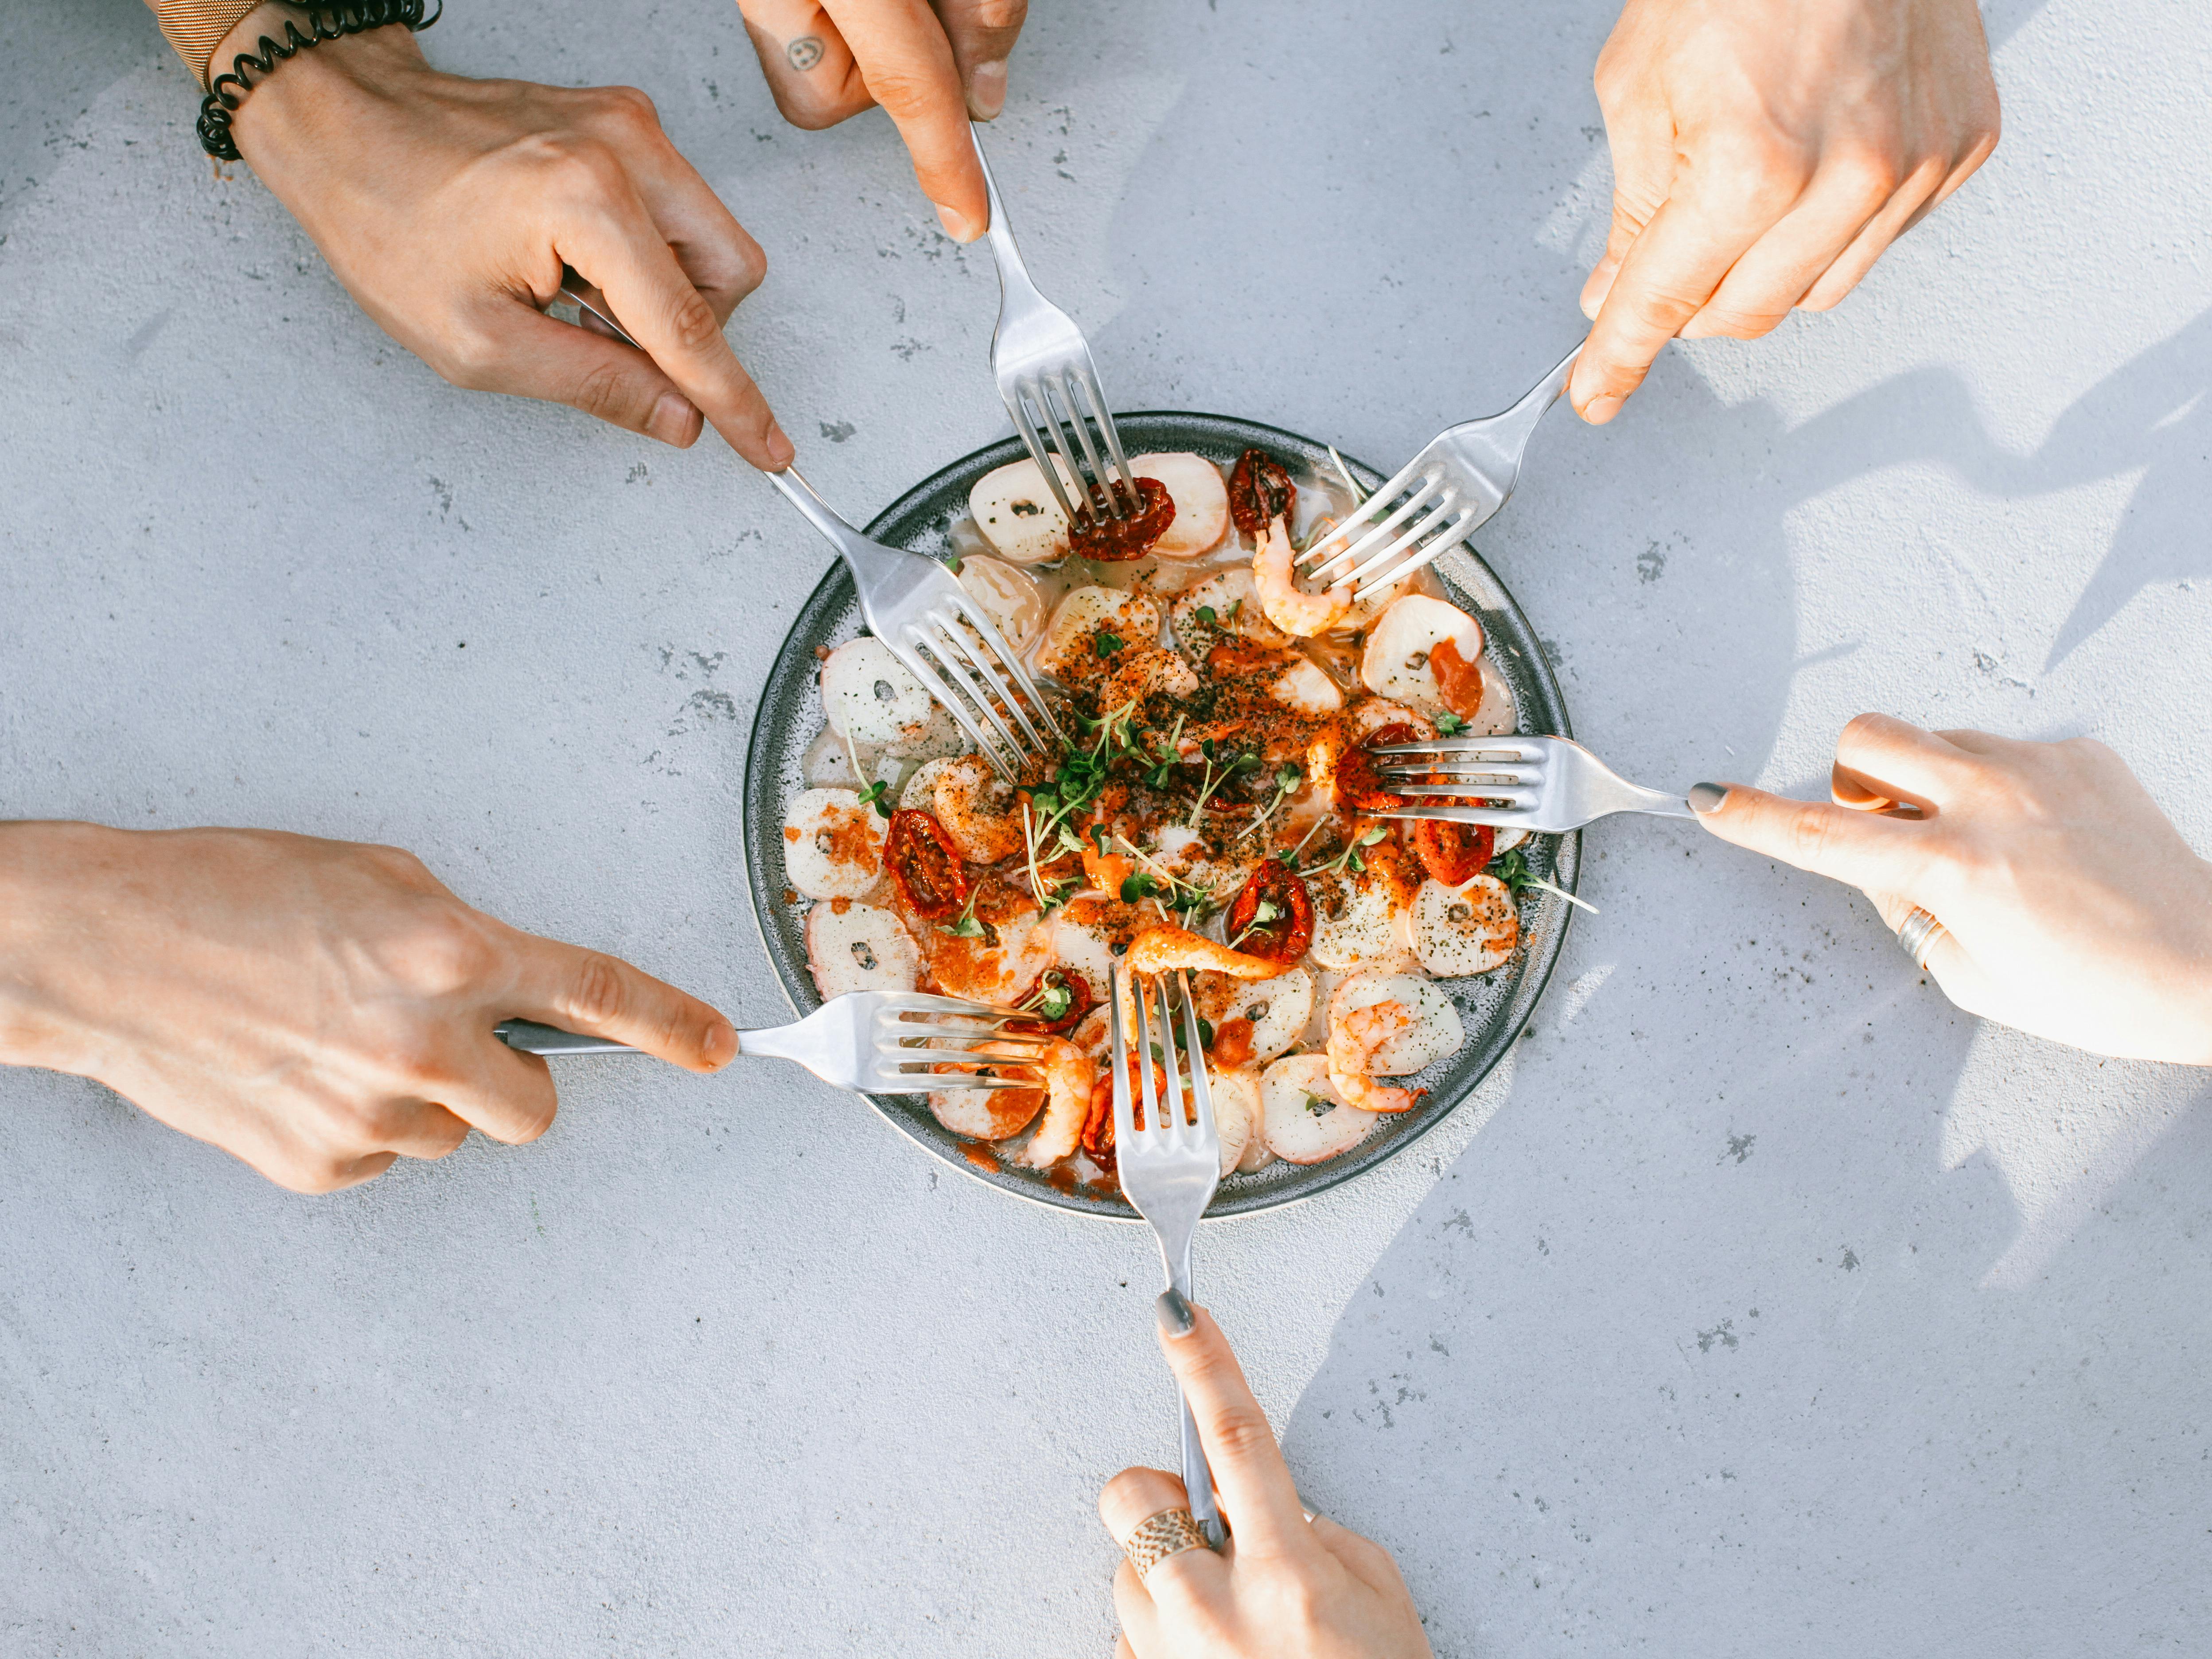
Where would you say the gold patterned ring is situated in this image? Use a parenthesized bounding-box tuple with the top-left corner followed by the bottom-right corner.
(1123, 1507, 1211, 1579)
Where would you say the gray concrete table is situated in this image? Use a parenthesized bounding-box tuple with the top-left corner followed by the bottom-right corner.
(4, 0, 2208, 1652)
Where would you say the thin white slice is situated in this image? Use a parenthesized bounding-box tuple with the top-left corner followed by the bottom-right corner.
(1048, 902, 1122, 989)
(927, 752, 1025, 865)
(805, 901, 920, 997)
(956, 554, 1047, 650)
(930, 1084, 1045, 1141)
(1359, 594, 1484, 712)
(1205, 1066, 1259, 1176)
(781, 787, 885, 900)
(1219, 968, 1314, 1063)
(802, 724, 862, 788)
(900, 755, 954, 811)
(1038, 586, 1165, 681)
(1309, 869, 1413, 970)
(821, 636, 963, 756)
(1236, 1136, 1277, 1174)
(1169, 568, 1289, 658)
(1329, 972, 1464, 1075)
(1413, 873, 1518, 977)
(1270, 657, 1344, 714)
(1493, 827, 1529, 856)
(970, 456, 1074, 564)
(1261, 1053, 1379, 1164)
(1132, 452, 1230, 558)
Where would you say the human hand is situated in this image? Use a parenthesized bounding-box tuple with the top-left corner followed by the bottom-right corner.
(217, 6, 792, 462)
(0, 823, 736, 1192)
(732, 0, 1028, 241)
(1689, 716, 2212, 1065)
(1569, 0, 2000, 423)
(1096, 1293, 1433, 1659)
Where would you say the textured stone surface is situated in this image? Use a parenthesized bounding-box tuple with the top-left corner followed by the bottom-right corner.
(4, 1, 2210, 1653)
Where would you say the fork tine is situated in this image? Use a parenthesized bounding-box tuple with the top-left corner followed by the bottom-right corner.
(1008, 388, 1082, 524)
(1051, 370, 1122, 522)
(1344, 503, 1476, 594)
(1297, 455, 1429, 570)
(1376, 764, 1542, 783)
(895, 635, 1023, 780)
(882, 993, 1023, 1019)
(1108, 964, 1136, 1150)
(1381, 783, 1541, 803)
(1174, 971, 1216, 1145)
(1156, 977, 1189, 1135)
(1337, 498, 1462, 592)
(1071, 362, 1137, 513)
(884, 1030, 1051, 1055)
(1033, 378, 1097, 527)
(891, 1070, 1032, 1093)
(1301, 477, 1443, 582)
(938, 593, 1065, 752)
(917, 615, 1033, 767)
(1374, 806, 1535, 826)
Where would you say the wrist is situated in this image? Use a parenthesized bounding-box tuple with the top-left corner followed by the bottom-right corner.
(0, 822, 114, 1074)
(212, 4, 431, 165)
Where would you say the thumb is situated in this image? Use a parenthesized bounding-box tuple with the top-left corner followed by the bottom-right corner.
(1687, 781, 1925, 898)
(502, 929, 739, 1072)
(469, 301, 706, 447)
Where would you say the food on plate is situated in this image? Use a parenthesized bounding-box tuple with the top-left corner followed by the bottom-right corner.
(784, 444, 1550, 1189)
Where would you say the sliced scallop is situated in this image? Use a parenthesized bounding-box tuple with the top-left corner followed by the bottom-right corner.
(1215, 969, 1313, 1063)
(1330, 972, 1463, 1075)
(1038, 587, 1165, 681)
(930, 1084, 1045, 1140)
(1359, 595, 1484, 712)
(805, 901, 920, 997)
(956, 554, 1046, 651)
(970, 456, 1074, 565)
(1131, 452, 1230, 558)
(1205, 1066, 1260, 1176)
(821, 636, 963, 756)
(1412, 873, 1518, 977)
(781, 787, 885, 900)
(1169, 568, 1289, 658)
(1270, 657, 1344, 714)
(1261, 1053, 1379, 1164)
(1308, 853, 1418, 971)
(926, 752, 1025, 865)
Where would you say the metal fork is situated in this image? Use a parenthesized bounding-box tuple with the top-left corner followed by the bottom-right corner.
(554, 273, 1063, 782)
(1369, 733, 1693, 830)
(494, 991, 1048, 1094)
(1297, 339, 1583, 596)
(970, 124, 1140, 529)
(1108, 966, 1226, 1550)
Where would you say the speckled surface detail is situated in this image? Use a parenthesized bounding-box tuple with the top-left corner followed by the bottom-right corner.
(3, 1, 2209, 1654)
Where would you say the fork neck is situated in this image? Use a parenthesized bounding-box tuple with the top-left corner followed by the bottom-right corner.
(767, 467, 905, 580)
(970, 123, 1043, 298)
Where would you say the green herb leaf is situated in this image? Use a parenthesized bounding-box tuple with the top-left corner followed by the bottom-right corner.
(1121, 871, 1163, 904)
(856, 779, 894, 819)
(1435, 713, 1468, 736)
(1195, 605, 1218, 626)
(1198, 1017, 1216, 1051)
(1094, 631, 1125, 657)
(1304, 1094, 1335, 1117)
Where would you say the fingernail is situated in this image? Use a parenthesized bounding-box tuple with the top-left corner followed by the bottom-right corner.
(969, 59, 1007, 119)
(703, 1018, 739, 1067)
(935, 203, 979, 243)
(1156, 1288, 1195, 1338)
(1579, 393, 1622, 424)
(766, 422, 796, 468)
(648, 392, 700, 446)
(1688, 782, 1729, 814)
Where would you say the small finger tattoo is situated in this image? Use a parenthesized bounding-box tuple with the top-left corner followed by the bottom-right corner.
(786, 35, 824, 71)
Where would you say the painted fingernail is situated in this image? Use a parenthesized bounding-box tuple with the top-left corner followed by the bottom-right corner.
(935, 203, 979, 243)
(1579, 393, 1622, 424)
(648, 392, 701, 446)
(1156, 1288, 1195, 1338)
(1688, 782, 1728, 814)
(969, 59, 1007, 119)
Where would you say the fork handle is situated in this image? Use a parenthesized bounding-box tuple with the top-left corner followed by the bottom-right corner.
(494, 1019, 800, 1059)
(1163, 1247, 1227, 1551)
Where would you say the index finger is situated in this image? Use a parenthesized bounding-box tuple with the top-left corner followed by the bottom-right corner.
(501, 930, 738, 1071)
(822, 0, 987, 238)
(1154, 1299, 1309, 1554)
(1688, 780, 1926, 896)
(1569, 183, 1772, 422)
(555, 171, 794, 467)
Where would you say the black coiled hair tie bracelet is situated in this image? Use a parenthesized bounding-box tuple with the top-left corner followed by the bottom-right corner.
(198, 1, 442, 161)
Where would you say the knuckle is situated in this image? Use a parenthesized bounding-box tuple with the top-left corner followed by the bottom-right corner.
(1826, 146, 1903, 211)
(969, 0, 1027, 33)
(401, 909, 499, 996)
(431, 321, 508, 391)
(856, 64, 942, 119)
(566, 951, 630, 1027)
(663, 285, 727, 357)
(594, 83, 661, 129)
(569, 357, 649, 428)
(1783, 805, 1836, 869)
(769, 80, 866, 131)
(1199, 1399, 1277, 1467)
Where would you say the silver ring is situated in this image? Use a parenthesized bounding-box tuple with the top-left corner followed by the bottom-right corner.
(1895, 906, 1947, 969)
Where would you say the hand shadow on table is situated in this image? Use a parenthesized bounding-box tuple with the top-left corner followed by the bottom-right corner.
(0, 0, 167, 241)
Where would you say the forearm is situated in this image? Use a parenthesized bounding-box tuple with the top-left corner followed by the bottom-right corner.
(144, 0, 264, 87)
(0, 822, 117, 1075)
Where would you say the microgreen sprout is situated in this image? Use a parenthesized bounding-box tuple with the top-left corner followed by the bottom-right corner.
(938, 891, 987, 939)
(1304, 824, 1389, 880)
(1434, 713, 1468, 737)
(855, 779, 894, 819)
(1114, 833, 1217, 927)
(1194, 605, 1218, 627)
(1328, 444, 1369, 506)
(1489, 845, 1600, 915)
(1226, 897, 1283, 953)
(1093, 631, 1125, 657)
(1236, 762, 1303, 844)
(1185, 738, 1260, 827)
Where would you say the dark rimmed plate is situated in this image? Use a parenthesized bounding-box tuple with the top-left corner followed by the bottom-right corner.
(742, 413, 1577, 1220)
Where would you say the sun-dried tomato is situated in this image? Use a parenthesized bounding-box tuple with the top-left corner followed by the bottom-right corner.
(1332, 722, 1415, 812)
(1427, 635, 1485, 719)
(1210, 1016, 1256, 1068)
(1068, 476, 1175, 561)
(1414, 818, 1495, 887)
(884, 809, 968, 921)
(1226, 860, 1316, 966)
(1009, 967, 1094, 1037)
(1227, 448, 1296, 536)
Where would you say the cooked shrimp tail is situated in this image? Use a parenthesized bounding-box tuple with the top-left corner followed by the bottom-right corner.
(1254, 515, 1353, 638)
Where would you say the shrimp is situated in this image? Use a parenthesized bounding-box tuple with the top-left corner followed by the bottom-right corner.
(1125, 924, 1280, 981)
(1252, 514, 1353, 638)
(1019, 1038, 1098, 1167)
(1325, 999, 1422, 1113)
